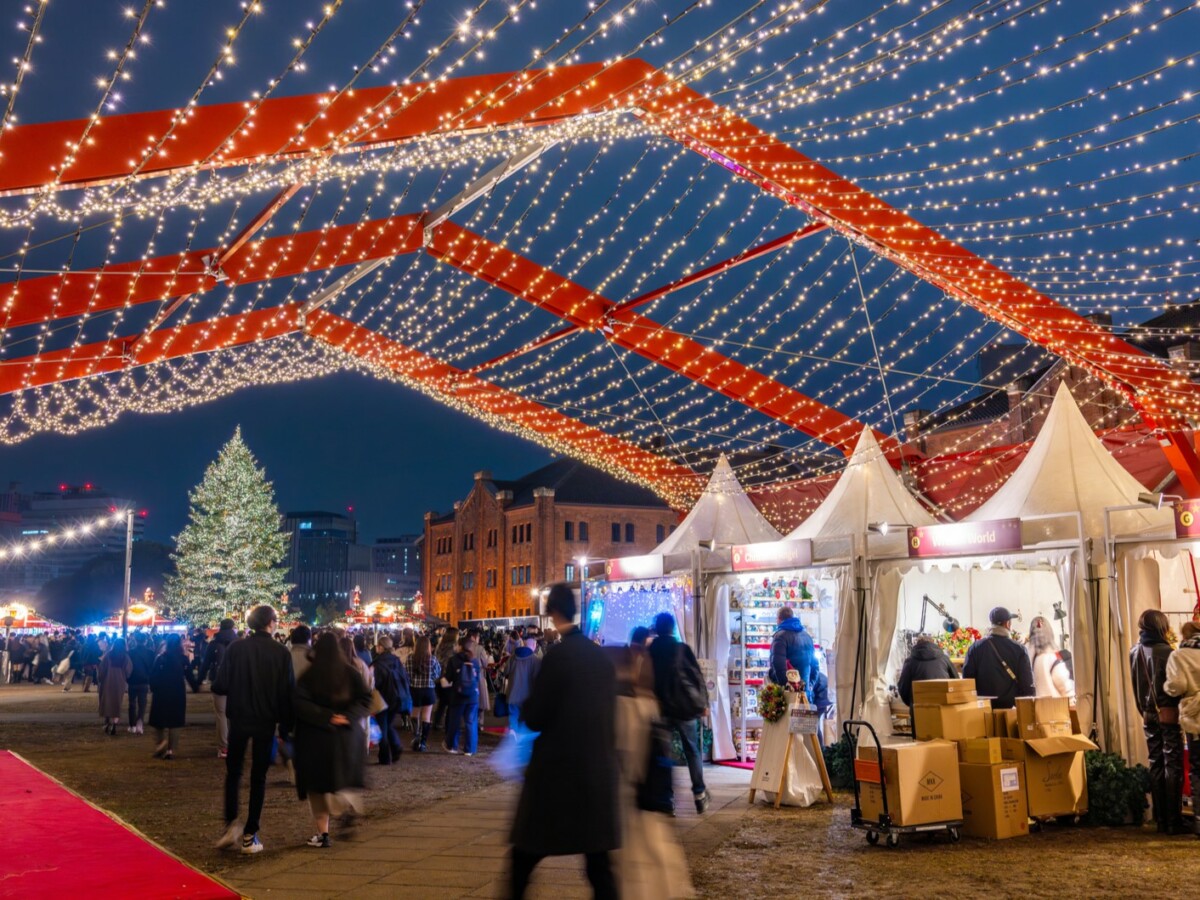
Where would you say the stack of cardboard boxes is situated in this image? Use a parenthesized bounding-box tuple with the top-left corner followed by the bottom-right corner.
(857, 680, 1097, 840)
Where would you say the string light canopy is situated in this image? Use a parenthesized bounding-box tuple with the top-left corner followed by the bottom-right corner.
(0, 508, 131, 561)
(1, 1, 1199, 514)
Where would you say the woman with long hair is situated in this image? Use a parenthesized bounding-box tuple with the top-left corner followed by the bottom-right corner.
(294, 632, 372, 848)
(431, 627, 459, 731)
(1027, 616, 1074, 700)
(149, 634, 188, 760)
(1130, 609, 1185, 835)
(98, 638, 132, 735)
(406, 634, 441, 752)
(339, 634, 374, 754)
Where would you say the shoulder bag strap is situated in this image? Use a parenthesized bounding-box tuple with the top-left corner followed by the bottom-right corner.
(1139, 645, 1161, 714)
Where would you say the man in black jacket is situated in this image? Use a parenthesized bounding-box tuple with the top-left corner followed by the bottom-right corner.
(647, 611, 710, 814)
(212, 605, 294, 855)
(897, 635, 958, 708)
(200, 618, 238, 759)
(510, 584, 619, 899)
(961, 607, 1033, 709)
(126, 634, 155, 734)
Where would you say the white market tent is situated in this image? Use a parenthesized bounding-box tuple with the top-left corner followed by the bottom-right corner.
(787, 428, 936, 735)
(597, 455, 780, 761)
(871, 382, 1170, 745)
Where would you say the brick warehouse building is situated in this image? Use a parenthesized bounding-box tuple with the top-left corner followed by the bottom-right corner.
(423, 460, 678, 623)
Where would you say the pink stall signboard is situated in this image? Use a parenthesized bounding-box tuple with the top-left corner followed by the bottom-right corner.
(605, 554, 664, 581)
(907, 518, 1022, 558)
(730, 539, 814, 572)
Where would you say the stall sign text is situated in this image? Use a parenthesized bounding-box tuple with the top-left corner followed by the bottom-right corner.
(907, 518, 1022, 558)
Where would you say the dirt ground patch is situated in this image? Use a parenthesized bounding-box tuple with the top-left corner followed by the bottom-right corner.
(2, 687, 503, 879)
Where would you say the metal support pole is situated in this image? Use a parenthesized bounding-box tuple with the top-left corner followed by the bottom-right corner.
(121, 509, 134, 639)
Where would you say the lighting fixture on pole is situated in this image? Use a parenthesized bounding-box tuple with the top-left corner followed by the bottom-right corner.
(1137, 491, 1184, 510)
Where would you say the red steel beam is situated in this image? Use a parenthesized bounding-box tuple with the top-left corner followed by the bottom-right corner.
(464, 221, 828, 378)
(0, 214, 423, 332)
(0, 304, 302, 394)
(427, 221, 877, 456)
(0, 62, 654, 195)
(304, 309, 700, 502)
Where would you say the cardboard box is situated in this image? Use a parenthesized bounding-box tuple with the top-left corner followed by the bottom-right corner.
(858, 740, 963, 826)
(1069, 708, 1082, 735)
(914, 699, 992, 741)
(959, 761, 1030, 840)
(1031, 721, 1073, 739)
(997, 709, 1018, 738)
(1001, 735, 1097, 817)
(912, 679, 977, 705)
(1015, 697, 1071, 738)
(958, 737, 1005, 765)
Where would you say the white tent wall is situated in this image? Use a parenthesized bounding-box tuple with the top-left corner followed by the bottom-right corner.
(1113, 542, 1200, 765)
(703, 573, 739, 760)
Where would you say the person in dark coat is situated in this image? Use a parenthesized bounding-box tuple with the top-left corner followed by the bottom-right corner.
(371, 636, 410, 765)
(127, 633, 155, 734)
(897, 635, 958, 707)
(149, 634, 188, 760)
(294, 632, 372, 848)
(510, 583, 619, 899)
(961, 606, 1033, 709)
(212, 605, 295, 855)
(1130, 609, 1186, 835)
(647, 611, 710, 815)
(98, 639, 132, 735)
(200, 618, 238, 758)
(769, 607, 819, 696)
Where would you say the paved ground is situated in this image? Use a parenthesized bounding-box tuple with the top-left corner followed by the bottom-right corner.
(227, 768, 752, 899)
(5, 681, 1198, 899)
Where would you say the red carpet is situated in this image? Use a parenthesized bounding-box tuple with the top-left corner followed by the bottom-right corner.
(716, 759, 755, 770)
(0, 751, 239, 899)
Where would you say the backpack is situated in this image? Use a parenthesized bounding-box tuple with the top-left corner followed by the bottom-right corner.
(374, 658, 401, 710)
(455, 656, 479, 698)
(660, 644, 708, 721)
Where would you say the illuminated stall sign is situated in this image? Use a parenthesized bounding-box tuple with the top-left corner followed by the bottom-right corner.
(1174, 499, 1200, 539)
(907, 518, 1022, 558)
(730, 539, 813, 572)
(605, 554, 664, 581)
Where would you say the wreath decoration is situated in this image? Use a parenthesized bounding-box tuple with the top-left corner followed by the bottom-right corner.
(759, 683, 787, 724)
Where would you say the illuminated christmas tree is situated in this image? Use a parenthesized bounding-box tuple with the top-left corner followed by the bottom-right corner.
(165, 428, 291, 626)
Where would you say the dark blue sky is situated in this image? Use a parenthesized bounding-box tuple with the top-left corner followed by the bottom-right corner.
(0, 0, 1195, 540)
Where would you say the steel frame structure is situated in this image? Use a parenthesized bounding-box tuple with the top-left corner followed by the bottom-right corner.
(2, 58, 1198, 494)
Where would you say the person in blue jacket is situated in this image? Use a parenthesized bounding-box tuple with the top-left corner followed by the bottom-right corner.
(769, 607, 819, 697)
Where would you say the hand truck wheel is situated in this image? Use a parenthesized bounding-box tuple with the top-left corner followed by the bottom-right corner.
(885, 832, 900, 848)
(866, 830, 879, 845)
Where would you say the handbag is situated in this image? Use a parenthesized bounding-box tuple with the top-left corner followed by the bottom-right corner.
(368, 689, 388, 716)
(1140, 646, 1180, 726)
(636, 719, 676, 814)
(55, 657, 72, 675)
(493, 692, 510, 719)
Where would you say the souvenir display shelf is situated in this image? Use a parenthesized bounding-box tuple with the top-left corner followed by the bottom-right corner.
(729, 571, 826, 762)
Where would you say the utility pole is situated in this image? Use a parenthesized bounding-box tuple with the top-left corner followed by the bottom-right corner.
(121, 509, 134, 639)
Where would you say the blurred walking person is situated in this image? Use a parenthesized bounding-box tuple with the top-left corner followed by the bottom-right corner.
(504, 636, 541, 727)
(81, 635, 102, 692)
(199, 618, 237, 758)
(510, 584, 620, 899)
(1164, 620, 1200, 836)
(149, 634, 188, 760)
(610, 645, 695, 899)
(127, 633, 155, 734)
(406, 634, 440, 752)
(59, 636, 81, 691)
(212, 605, 295, 855)
(98, 638, 132, 736)
(294, 632, 372, 848)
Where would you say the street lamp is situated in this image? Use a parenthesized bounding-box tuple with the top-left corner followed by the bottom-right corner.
(1136, 491, 1183, 510)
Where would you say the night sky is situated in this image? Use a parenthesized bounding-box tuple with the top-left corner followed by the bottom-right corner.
(0, 372, 550, 543)
(0, 1, 1195, 542)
